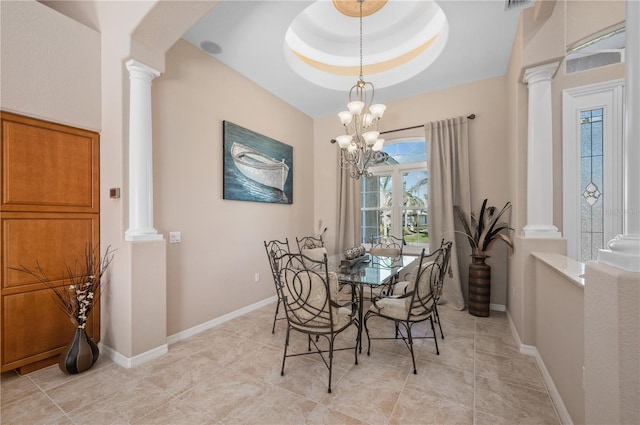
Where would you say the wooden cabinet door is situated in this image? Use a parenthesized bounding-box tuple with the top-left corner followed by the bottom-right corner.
(1, 111, 99, 213)
(0, 112, 100, 373)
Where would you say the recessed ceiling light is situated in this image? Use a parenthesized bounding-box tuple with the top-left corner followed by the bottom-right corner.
(200, 41, 222, 55)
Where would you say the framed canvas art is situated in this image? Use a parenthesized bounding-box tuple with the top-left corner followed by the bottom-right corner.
(223, 121, 293, 204)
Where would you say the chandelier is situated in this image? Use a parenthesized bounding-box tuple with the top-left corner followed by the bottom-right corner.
(334, 0, 387, 180)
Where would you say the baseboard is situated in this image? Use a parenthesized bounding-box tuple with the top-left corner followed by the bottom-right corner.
(99, 342, 168, 369)
(100, 295, 278, 367)
(490, 303, 506, 312)
(505, 310, 573, 425)
(167, 295, 278, 345)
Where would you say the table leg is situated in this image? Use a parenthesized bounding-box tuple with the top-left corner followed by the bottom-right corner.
(358, 283, 364, 353)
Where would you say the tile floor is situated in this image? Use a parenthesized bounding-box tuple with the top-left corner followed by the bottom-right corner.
(1, 304, 561, 425)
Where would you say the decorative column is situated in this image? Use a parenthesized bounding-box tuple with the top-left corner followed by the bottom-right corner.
(522, 61, 562, 238)
(125, 59, 163, 241)
(598, 0, 640, 272)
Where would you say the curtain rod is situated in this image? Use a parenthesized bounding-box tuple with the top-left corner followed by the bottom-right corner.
(379, 113, 476, 135)
(329, 113, 476, 143)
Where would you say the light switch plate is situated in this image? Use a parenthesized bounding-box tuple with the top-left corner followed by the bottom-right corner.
(169, 231, 181, 243)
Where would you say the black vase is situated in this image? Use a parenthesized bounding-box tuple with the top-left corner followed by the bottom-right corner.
(468, 255, 491, 317)
(58, 327, 99, 374)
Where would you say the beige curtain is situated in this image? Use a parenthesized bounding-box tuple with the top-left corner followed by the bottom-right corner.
(425, 116, 471, 310)
(335, 159, 361, 254)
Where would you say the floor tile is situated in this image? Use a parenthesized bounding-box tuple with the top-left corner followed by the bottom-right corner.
(133, 397, 216, 424)
(389, 387, 473, 425)
(304, 404, 368, 425)
(475, 376, 560, 424)
(220, 383, 317, 425)
(405, 361, 474, 409)
(0, 370, 40, 407)
(0, 390, 70, 425)
(177, 368, 268, 422)
(0, 304, 562, 425)
(475, 351, 546, 391)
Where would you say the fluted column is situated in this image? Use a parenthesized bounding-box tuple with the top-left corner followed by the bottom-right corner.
(125, 59, 163, 241)
(598, 0, 640, 272)
(521, 62, 562, 238)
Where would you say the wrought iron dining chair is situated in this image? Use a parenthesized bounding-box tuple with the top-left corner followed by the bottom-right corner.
(364, 243, 450, 374)
(369, 234, 404, 257)
(279, 252, 359, 393)
(263, 238, 291, 333)
(392, 239, 452, 339)
(366, 235, 405, 298)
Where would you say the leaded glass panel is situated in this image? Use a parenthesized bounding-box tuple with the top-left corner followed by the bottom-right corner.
(579, 108, 604, 262)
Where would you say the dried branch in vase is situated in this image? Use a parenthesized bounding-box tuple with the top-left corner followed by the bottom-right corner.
(13, 244, 115, 329)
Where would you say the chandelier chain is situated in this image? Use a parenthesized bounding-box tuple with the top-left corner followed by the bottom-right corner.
(359, 0, 363, 80)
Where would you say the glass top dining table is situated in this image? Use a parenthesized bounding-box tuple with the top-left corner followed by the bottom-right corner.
(326, 253, 417, 287)
(326, 253, 418, 352)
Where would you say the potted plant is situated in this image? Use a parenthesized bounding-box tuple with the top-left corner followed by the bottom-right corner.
(13, 243, 114, 374)
(454, 199, 513, 317)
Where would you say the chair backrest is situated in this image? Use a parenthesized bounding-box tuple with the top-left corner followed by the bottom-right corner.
(403, 241, 452, 319)
(264, 238, 291, 292)
(279, 252, 339, 332)
(369, 235, 404, 257)
(295, 235, 326, 267)
(433, 240, 453, 298)
(296, 235, 324, 251)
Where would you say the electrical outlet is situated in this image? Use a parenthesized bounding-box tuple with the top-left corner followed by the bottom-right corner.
(169, 231, 181, 243)
(254, 273, 260, 283)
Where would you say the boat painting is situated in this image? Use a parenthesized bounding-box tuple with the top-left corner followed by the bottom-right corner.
(231, 142, 289, 191)
(223, 121, 293, 204)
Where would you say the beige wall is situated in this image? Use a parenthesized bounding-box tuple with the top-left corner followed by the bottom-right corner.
(153, 40, 315, 335)
(0, 0, 101, 131)
(534, 256, 585, 424)
(314, 76, 512, 307)
(585, 262, 640, 424)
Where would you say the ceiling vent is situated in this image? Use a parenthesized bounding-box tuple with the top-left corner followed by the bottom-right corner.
(505, 0, 532, 11)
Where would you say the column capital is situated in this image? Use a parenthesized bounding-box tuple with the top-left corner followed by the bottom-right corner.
(523, 61, 560, 86)
(126, 59, 161, 81)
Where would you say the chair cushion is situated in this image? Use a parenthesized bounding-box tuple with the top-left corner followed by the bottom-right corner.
(301, 247, 327, 268)
(393, 281, 409, 295)
(398, 257, 420, 282)
(368, 297, 431, 321)
(369, 247, 400, 257)
(291, 306, 353, 333)
(403, 261, 437, 310)
(281, 268, 343, 330)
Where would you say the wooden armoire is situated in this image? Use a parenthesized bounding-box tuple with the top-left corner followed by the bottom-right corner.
(0, 112, 100, 374)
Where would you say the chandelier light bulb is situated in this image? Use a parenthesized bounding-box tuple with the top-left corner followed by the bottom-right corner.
(336, 135, 353, 148)
(347, 101, 365, 115)
(372, 138, 385, 151)
(369, 104, 386, 119)
(363, 113, 374, 128)
(363, 131, 380, 146)
(339, 111, 353, 125)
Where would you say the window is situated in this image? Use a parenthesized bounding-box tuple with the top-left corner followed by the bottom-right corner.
(563, 80, 624, 262)
(361, 139, 428, 253)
